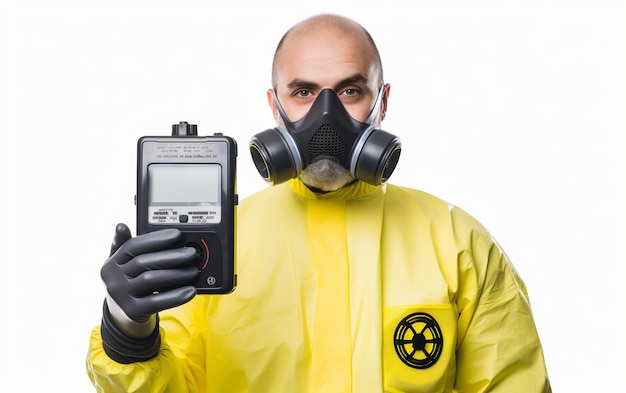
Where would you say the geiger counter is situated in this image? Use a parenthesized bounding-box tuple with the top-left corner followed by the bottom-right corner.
(136, 121, 237, 294)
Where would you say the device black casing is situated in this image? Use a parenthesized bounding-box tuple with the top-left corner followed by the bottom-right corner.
(136, 128, 237, 294)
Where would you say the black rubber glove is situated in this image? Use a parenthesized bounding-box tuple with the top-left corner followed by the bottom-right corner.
(100, 223, 199, 363)
(102, 223, 199, 324)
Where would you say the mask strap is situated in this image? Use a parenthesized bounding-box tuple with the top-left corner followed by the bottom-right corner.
(365, 85, 385, 125)
(271, 90, 293, 125)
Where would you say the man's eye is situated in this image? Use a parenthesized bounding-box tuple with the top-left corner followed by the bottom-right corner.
(295, 90, 312, 98)
(341, 88, 359, 96)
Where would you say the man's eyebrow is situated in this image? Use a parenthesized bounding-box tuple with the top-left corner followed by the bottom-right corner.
(334, 74, 369, 89)
(286, 79, 320, 90)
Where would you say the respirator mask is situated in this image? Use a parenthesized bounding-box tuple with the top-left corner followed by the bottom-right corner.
(249, 87, 401, 187)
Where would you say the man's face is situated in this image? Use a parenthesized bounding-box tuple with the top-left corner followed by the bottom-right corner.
(269, 29, 387, 127)
(267, 28, 389, 191)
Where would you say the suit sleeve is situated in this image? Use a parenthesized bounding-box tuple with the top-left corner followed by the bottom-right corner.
(86, 297, 208, 393)
(451, 207, 552, 393)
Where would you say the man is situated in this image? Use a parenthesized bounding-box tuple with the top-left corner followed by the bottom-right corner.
(87, 14, 551, 392)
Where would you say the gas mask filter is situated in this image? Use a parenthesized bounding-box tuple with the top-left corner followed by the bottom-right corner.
(249, 88, 401, 186)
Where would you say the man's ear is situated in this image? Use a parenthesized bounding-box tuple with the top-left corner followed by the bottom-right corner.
(267, 89, 280, 123)
(380, 83, 391, 121)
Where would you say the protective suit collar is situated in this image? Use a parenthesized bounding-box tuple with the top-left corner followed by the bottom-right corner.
(288, 178, 382, 200)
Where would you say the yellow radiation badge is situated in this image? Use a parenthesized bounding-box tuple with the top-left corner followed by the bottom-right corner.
(384, 305, 457, 392)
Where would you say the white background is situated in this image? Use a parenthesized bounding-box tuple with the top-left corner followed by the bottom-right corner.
(1, 0, 624, 392)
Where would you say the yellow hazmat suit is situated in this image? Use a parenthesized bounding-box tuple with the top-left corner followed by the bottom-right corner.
(87, 179, 551, 392)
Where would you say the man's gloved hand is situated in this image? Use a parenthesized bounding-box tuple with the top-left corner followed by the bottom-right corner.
(101, 223, 199, 338)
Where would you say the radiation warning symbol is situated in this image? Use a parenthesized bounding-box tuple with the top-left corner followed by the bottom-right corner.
(393, 312, 443, 369)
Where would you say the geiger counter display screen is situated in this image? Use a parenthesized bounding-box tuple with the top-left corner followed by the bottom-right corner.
(147, 164, 221, 225)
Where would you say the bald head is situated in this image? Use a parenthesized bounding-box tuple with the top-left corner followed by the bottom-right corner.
(271, 14, 384, 90)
